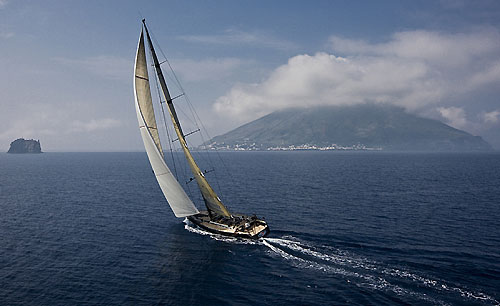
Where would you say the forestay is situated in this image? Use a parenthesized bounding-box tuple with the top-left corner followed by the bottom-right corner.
(142, 21, 231, 218)
(134, 30, 199, 218)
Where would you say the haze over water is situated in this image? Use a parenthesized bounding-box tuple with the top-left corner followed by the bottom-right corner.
(1, 151, 499, 305)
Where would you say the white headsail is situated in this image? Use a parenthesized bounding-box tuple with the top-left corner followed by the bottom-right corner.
(141, 21, 231, 218)
(134, 29, 199, 218)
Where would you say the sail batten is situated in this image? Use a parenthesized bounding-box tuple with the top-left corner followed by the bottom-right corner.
(142, 21, 231, 218)
(135, 31, 163, 157)
(134, 29, 199, 218)
(133, 20, 269, 239)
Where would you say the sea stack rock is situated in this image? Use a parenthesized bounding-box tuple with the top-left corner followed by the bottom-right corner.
(7, 138, 42, 153)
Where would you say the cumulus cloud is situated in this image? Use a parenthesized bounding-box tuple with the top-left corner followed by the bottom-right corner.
(437, 106, 468, 129)
(214, 29, 500, 124)
(482, 109, 500, 123)
(330, 30, 500, 66)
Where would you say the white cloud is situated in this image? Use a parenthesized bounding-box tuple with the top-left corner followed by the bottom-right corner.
(467, 60, 500, 89)
(330, 30, 500, 67)
(437, 106, 468, 129)
(482, 109, 500, 123)
(178, 29, 297, 50)
(214, 29, 500, 124)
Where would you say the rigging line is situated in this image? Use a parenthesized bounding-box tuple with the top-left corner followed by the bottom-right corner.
(157, 68, 199, 130)
(142, 22, 191, 123)
(146, 22, 230, 203)
(154, 56, 215, 173)
(147, 30, 197, 200)
(147, 27, 184, 94)
(144, 23, 204, 143)
(145, 24, 199, 131)
(172, 98, 197, 128)
(163, 76, 222, 182)
(166, 71, 232, 202)
(145, 24, 199, 199)
(178, 93, 218, 177)
(163, 68, 183, 95)
(185, 92, 235, 191)
(164, 87, 228, 203)
(153, 60, 195, 199)
(182, 93, 230, 202)
(151, 51, 179, 181)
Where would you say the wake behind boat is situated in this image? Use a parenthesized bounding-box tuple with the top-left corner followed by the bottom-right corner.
(134, 20, 269, 239)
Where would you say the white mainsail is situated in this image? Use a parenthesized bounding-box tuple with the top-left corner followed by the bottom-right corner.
(141, 21, 231, 218)
(134, 30, 199, 218)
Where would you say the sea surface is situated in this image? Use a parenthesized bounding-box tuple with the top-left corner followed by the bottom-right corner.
(0, 151, 499, 305)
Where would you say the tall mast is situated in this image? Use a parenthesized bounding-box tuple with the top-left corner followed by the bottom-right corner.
(142, 20, 230, 218)
(133, 29, 199, 218)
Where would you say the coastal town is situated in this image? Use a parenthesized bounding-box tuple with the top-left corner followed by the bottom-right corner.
(201, 142, 382, 151)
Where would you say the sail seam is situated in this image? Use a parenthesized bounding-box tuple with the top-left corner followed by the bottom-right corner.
(155, 172, 171, 176)
(135, 75, 149, 81)
(134, 27, 199, 218)
(142, 21, 230, 217)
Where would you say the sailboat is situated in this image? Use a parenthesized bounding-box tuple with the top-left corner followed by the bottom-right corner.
(134, 20, 270, 239)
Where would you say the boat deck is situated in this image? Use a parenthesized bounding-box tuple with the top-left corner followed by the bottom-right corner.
(188, 211, 269, 238)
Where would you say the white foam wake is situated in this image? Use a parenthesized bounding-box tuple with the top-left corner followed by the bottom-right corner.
(261, 237, 443, 304)
(184, 221, 498, 305)
(261, 237, 499, 305)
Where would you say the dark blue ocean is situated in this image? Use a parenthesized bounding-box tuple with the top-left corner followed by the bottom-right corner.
(1, 151, 499, 305)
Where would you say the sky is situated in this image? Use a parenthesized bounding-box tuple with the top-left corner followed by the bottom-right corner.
(1, 0, 500, 151)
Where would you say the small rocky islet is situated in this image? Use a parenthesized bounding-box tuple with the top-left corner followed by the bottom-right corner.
(7, 138, 42, 153)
